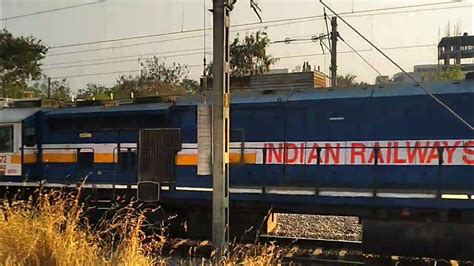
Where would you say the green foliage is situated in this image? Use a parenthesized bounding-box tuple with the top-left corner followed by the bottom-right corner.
(336, 74, 356, 87)
(3, 84, 25, 98)
(336, 74, 368, 87)
(77, 83, 113, 100)
(230, 30, 278, 77)
(139, 57, 188, 86)
(115, 75, 139, 99)
(30, 79, 72, 100)
(0, 29, 48, 97)
(180, 79, 200, 94)
(437, 65, 464, 80)
(115, 57, 196, 97)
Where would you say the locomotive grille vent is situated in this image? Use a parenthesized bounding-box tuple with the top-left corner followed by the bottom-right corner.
(137, 128, 181, 202)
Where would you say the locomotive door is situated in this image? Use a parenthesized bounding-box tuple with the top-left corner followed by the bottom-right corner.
(137, 128, 181, 202)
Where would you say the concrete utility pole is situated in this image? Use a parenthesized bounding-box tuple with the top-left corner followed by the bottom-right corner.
(330, 16, 338, 87)
(212, 0, 231, 251)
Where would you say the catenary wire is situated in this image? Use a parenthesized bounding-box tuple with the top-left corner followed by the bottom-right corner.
(47, 1, 467, 50)
(277, 43, 437, 59)
(44, 44, 437, 78)
(42, 2, 470, 63)
(0, 1, 105, 21)
(320, 0, 474, 131)
(42, 43, 437, 74)
(44, 49, 210, 67)
(47, 35, 204, 57)
(339, 36, 382, 76)
(50, 64, 202, 79)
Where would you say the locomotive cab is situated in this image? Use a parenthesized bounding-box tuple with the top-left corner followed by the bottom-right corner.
(0, 106, 41, 178)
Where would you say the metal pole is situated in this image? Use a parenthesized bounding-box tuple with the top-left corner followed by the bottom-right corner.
(212, 0, 230, 251)
(47, 77, 51, 99)
(330, 16, 337, 87)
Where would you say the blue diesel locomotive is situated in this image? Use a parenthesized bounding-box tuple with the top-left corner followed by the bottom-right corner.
(0, 79, 473, 258)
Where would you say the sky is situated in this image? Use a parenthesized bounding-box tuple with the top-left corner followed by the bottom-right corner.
(0, 0, 473, 92)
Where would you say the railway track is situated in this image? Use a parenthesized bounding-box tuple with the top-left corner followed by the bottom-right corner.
(282, 256, 365, 265)
(258, 235, 469, 265)
(259, 234, 362, 250)
(259, 235, 365, 265)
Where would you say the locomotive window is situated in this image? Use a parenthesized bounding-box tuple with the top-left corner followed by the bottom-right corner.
(120, 149, 137, 171)
(0, 126, 13, 153)
(77, 151, 94, 169)
(24, 128, 36, 147)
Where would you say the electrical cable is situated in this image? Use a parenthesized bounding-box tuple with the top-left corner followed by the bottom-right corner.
(44, 53, 209, 71)
(323, 8, 332, 49)
(47, 35, 204, 57)
(0, 0, 105, 21)
(277, 43, 437, 59)
(44, 49, 210, 67)
(271, 34, 329, 44)
(320, 0, 474, 131)
(50, 64, 202, 79)
(47, 1, 468, 50)
(43, 41, 437, 74)
(338, 36, 382, 76)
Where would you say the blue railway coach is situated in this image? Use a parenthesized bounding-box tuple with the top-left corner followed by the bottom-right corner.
(0, 79, 473, 258)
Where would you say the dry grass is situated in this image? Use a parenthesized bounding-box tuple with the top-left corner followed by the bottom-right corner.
(0, 188, 166, 265)
(0, 188, 283, 265)
(219, 243, 284, 265)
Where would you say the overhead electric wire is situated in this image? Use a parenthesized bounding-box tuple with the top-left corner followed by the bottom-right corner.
(229, 3, 471, 37)
(43, 51, 208, 71)
(47, 35, 204, 57)
(271, 34, 329, 44)
(41, 2, 470, 61)
(50, 64, 202, 80)
(323, 8, 332, 49)
(43, 41, 436, 72)
(277, 43, 437, 59)
(47, 1, 468, 50)
(44, 58, 157, 71)
(40, 2, 471, 63)
(0, 1, 105, 21)
(47, 0, 462, 57)
(44, 48, 210, 67)
(43, 44, 437, 79)
(320, 0, 474, 131)
(339, 36, 382, 76)
(49, 28, 208, 49)
(50, 69, 141, 80)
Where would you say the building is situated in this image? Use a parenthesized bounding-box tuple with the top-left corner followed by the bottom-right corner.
(392, 72, 422, 84)
(201, 70, 329, 90)
(375, 75, 390, 85)
(438, 32, 474, 72)
(265, 68, 289, 74)
(413, 64, 439, 81)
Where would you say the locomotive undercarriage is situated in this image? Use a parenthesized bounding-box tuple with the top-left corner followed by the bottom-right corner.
(1, 184, 474, 259)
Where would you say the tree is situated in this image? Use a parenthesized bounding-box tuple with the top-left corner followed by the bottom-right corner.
(115, 74, 139, 99)
(180, 79, 200, 94)
(30, 78, 72, 100)
(77, 83, 113, 100)
(230, 30, 278, 77)
(205, 30, 278, 78)
(437, 65, 464, 81)
(336, 74, 368, 87)
(0, 29, 48, 97)
(115, 57, 195, 97)
(336, 74, 357, 87)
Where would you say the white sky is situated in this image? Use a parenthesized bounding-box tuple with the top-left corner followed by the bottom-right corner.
(0, 0, 473, 92)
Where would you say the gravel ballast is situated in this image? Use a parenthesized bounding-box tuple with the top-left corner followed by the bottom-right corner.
(273, 214, 362, 241)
